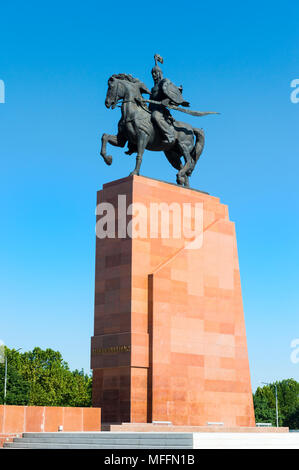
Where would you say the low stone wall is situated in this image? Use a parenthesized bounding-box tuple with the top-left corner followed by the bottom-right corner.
(107, 423, 289, 433)
(0, 405, 101, 435)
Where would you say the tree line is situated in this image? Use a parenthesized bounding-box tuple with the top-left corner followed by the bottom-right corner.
(1, 346, 298, 429)
(0, 347, 92, 407)
(253, 378, 299, 429)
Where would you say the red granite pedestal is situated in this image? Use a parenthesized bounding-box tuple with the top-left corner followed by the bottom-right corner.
(91, 175, 255, 427)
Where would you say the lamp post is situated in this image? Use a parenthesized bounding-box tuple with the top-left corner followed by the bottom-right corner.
(4, 348, 22, 405)
(261, 381, 279, 427)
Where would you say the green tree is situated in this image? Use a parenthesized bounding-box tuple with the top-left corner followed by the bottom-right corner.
(253, 379, 299, 429)
(0, 347, 92, 407)
(287, 405, 299, 429)
(0, 363, 30, 405)
(253, 392, 276, 424)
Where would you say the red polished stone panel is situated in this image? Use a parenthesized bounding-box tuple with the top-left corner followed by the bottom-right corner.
(25, 406, 44, 432)
(63, 407, 83, 431)
(1, 405, 25, 434)
(44, 406, 64, 432)
(83, 407, 101, 431)
(92, 368, 131, 423)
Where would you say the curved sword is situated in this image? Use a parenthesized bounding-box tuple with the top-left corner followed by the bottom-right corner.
(142, 99, 220, 117)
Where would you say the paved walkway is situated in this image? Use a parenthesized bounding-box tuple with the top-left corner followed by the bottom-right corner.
(193, 432, 299, 449)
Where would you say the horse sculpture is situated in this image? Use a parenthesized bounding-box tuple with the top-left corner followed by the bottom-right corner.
(100, 73, 206, 187)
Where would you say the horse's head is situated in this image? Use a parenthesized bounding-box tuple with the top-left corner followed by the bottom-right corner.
(105, 74, 150, 109)
(105, 76, 122, 109)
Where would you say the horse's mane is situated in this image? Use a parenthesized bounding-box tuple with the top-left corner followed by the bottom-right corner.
(111, 73, 141, 84)
(110, 74, 150, 95)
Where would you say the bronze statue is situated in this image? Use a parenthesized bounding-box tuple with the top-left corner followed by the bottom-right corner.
(100, 55, 219, 187)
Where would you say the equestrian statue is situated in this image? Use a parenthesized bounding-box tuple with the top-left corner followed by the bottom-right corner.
(100, 54, 219, 187)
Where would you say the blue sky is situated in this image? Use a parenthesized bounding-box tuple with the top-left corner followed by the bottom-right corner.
(0, 0, 298, 391)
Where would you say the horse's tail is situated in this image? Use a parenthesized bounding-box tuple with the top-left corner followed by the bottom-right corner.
(191, 127, 205, 163)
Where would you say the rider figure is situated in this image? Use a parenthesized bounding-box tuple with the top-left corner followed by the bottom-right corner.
(149, 55, 176, 144)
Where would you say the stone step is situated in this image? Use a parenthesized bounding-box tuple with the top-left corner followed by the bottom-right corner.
(4, 442, 192, 449)
(21, 431, 191, 439)
(4, 432, 193, 449)
(12, 437, 191, 445)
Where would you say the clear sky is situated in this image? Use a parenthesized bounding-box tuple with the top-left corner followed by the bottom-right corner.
(0, 0, 298, 391)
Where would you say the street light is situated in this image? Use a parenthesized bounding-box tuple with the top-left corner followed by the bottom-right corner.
(261, 381, 279, 428)
(4, 347, 22, 405)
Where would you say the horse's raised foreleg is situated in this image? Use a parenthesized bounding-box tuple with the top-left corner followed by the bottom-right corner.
(100, 133, 126, 166)
(129, 131, 148, 176)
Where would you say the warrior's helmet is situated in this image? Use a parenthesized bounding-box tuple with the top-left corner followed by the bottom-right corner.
(151, 54, 163, 82)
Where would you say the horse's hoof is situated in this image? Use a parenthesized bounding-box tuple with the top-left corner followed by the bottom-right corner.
(176, 174, 185, 186)
(102, 155, 112, 166)
(184, 178, 190, 188)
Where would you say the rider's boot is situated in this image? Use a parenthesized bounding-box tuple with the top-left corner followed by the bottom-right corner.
(161, 126, 175, 144)
(160, 119, 175, 144)
(162, 133, 175, 144)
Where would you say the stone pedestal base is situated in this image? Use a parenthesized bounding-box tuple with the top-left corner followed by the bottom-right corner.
(91, 175, 255, 426)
